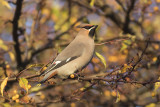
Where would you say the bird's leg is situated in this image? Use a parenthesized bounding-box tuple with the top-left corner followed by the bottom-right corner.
(77, 69, 85, 77)
(75, 73, 80, 81)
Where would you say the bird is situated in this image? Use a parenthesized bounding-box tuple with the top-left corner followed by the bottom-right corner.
(40, 24, 98, 83)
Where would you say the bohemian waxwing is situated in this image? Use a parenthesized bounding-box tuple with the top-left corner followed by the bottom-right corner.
(40, 24, 98, 83)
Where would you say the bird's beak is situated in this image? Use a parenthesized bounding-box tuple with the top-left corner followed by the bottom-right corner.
(94, 25, 98, 29)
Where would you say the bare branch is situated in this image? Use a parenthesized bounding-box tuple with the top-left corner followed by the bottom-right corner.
(12, 0, 24, 70)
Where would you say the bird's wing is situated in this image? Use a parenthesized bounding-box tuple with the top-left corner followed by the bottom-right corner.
(54, 40, 85, 61)
(40, 56, 80, 76)
(40, 55, 79, 83)
(40, 39, 84, 82)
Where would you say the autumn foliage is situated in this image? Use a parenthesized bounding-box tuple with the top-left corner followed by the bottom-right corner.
(0, 0, 160, 106)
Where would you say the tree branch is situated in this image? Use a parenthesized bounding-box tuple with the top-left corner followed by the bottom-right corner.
(123, 0, 136, 34)
(12, 0, 24, 70)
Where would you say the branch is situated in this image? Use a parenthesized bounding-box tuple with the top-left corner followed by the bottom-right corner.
(136, 39, 160, 44)
(95, 36, 130, 46)
(0, 74, 39, 83)
(123, 38, 150, 78)
(123, 0, 136, 34)
(12, 0, 24, 70)
(115, 0, 126, 12)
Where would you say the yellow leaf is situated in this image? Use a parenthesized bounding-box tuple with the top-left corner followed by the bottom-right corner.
(121, 64, 132, 73)
(155, 77, 160, 89)
(152, 77, 160, 96)
(36, 83, 41, 87)
(28, 84, 31, 89)
(115, 91, 121, 103)
(1, 77, 8, 96)
(120, 43, 128, 51)
(19, 78, 29, 94)
(95, 52, 107, 69)
(2, 103, 11, 107)
(28, 64, 44, 68)
(90, 0, 95, 7)
(146, 103, 156, 107)
(0, 39, 8, 51)
(120, 40, 132, 51)
(8, 52, 15, 62)
(154, 82, 160, 90)
(0, 0, 11, 9)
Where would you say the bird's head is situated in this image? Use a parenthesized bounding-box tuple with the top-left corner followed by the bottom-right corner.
(76, 24, 98, 37)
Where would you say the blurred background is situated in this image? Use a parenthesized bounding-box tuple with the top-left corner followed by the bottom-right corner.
(0, 0, 160, 106)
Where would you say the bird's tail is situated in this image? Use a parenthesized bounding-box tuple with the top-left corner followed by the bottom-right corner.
(39, 70, 58, 83)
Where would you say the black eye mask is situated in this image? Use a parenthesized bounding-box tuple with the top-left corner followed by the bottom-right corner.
(89, 27, 96, 37)
(82, 26, 94, 30)
(79, 25, 98, 37)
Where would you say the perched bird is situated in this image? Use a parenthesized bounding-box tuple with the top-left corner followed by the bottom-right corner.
(40, 24, 98, 83)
